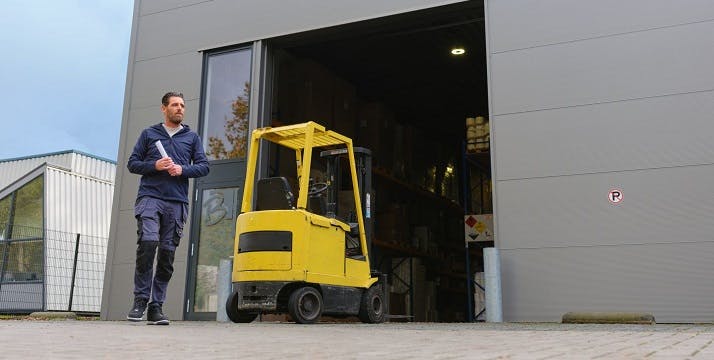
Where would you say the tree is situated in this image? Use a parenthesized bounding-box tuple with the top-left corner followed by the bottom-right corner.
(207, 81, 251, 160)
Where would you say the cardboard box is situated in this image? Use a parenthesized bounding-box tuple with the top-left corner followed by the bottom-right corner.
(358, 102, 394, 168)
(332, 77, 357, 139)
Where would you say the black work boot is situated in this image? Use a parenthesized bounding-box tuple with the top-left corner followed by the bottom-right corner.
(126, 297, 148, 322)
(147, 303, 170, 325)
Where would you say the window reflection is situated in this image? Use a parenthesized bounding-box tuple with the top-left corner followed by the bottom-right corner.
(3, 240, 43, 282)
(0, 175, 44, 283)
(203, 48, 252, 161)
(12, 176, 43, 231)
(0, 196, 10, 239)
(194, 187, 239, 312)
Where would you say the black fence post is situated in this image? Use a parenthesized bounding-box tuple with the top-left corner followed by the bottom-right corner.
(68, 233, 80, 312)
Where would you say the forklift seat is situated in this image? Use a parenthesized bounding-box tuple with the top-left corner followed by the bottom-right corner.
(256, 177, 294, 211)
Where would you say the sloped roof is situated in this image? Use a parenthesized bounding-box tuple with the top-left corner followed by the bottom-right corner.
(0, 150, 116, 189)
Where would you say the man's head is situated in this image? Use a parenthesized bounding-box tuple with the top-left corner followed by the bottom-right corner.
(161, 91, 185, 126)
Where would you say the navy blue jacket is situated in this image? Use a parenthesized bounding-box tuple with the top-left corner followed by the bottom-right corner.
(128, 123, 209, 203)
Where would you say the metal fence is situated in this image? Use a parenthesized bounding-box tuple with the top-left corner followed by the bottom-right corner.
(0, 225, 108, 314)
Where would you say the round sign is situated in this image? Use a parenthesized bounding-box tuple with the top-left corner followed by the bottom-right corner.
(608, 189, 623, 204)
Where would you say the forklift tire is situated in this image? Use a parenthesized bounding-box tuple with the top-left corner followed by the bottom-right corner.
(358, 284, 385, 324)
(288, 286, 323, 324)
(226, 292, 258, 323)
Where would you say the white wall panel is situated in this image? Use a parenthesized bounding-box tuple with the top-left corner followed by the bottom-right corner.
(71, 153, 117, 183)
(45, 167, 114, 237)
(0, 151, 116, 191)
(0, 153, 73, 190)
(44, 167, 113, 312)
(488, 0, 714, 53)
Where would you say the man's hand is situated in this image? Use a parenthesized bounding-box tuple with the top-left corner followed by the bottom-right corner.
(155, 157, 174, 171)
(168, 164, 183, 177)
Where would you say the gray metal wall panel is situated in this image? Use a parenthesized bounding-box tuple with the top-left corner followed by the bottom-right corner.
(101, 262, 136, 320)
(107, 0, 470, 321)
(130, 53, 202, 109)
(497, 164, 714, 250)
(491, 20, 714, 115)
(486, 1, 714, 322)
(488, 0, 714, 53)
(112, 211, 144, 266)
(139, 0, 209, 16)
(501, 243, 714, 323)
(134, 0, 466, 61)
(494, 91, 714, 180)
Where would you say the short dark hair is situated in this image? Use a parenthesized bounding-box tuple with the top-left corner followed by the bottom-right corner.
(161, 91, 184, 106)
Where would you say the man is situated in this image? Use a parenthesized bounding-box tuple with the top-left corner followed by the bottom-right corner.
(126, 91, 209, 325)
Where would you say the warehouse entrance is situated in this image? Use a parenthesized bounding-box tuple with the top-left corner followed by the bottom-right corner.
(268, 1, 492, 322)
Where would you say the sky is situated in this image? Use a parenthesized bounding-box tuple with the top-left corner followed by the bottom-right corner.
(0, 1, 134, 162)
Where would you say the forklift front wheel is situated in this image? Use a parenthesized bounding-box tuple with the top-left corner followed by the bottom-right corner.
(226, 292, 258, 323)
(359, 284, 385, 324)
(288, 286, 323, 324)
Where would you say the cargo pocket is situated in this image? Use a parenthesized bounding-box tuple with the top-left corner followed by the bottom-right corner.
(172, 220, 184, 248)
(136, 218, 143, 244)
(134, 197, 148, 219)
(134, 198, 148, 244)
(173, 205, 187, 248)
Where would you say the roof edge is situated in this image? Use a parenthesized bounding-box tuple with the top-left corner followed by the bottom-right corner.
(0, 149, 117, 165)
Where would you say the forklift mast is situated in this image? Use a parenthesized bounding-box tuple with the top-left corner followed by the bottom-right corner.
(320, 147, 373, 267)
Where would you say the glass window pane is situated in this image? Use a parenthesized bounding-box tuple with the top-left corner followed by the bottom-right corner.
(193, 187, 240, 312)
(11, 176, 44, 235)
(203, 48, 252, 161)
(2, 240, 43, 282)
(0, 195, 10, 239)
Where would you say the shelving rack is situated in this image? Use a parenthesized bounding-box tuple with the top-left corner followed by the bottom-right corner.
(461, 141, 493, 322)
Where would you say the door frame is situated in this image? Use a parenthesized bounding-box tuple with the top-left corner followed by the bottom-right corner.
(184, 40, 273, 320)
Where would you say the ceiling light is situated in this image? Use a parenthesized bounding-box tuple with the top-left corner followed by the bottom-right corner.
(451, 48, 465, 55)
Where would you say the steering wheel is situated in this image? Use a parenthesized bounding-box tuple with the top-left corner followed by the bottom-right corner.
(308, 182, 329, 196)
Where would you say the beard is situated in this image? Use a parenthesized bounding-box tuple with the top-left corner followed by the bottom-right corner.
(168, 113, 183, 125)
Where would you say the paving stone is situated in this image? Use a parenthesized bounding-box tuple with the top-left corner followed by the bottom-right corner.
(3, 321, 714, 358)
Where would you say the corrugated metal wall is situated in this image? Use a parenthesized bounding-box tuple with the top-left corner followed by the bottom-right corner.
(44, 167, 114, 237)
(0, 151, 116, 191)
(44, 166, 114, 312)
(70, 153, 116, 183)
(0, 153, 74, 190)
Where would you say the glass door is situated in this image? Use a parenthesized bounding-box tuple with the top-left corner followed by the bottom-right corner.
(185, 45, 253, 320)
(189, 186, 240, 315)
(185, 40, 272, 320)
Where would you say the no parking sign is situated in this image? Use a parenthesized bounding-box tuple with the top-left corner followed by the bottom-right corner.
(608, 188, 623, 205)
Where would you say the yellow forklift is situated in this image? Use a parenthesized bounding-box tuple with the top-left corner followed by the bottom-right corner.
(225, 121, 385, 324)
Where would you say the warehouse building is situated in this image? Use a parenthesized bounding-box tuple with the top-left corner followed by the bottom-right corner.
(102, 1, 714, 322)
(0, 150, 115, 313)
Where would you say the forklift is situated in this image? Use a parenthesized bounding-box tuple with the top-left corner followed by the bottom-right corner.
(225, 121, 385, 324)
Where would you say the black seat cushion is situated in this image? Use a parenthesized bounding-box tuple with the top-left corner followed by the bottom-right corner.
(256, 177, 294, 211)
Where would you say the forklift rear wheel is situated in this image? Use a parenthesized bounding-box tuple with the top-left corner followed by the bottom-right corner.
(226, 292, 258, 323)
(359, 284, 385, 323)
(288, 286, 323, 324)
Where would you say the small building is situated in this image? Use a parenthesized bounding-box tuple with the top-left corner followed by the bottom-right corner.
(0, 150, 115, 313)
